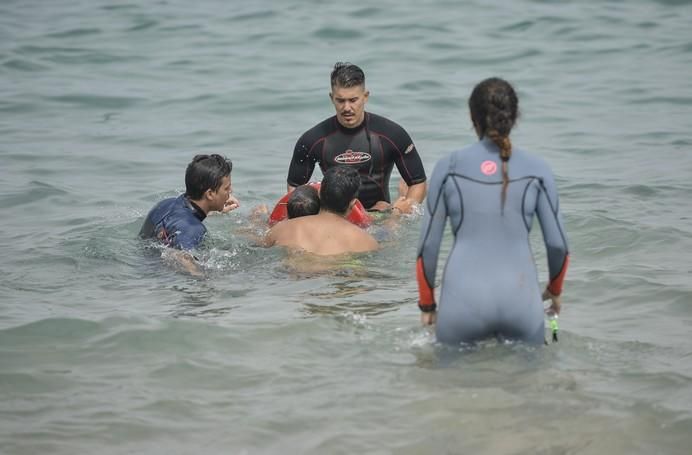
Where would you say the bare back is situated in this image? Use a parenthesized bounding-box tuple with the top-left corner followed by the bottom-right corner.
(267, 211, 378, 256)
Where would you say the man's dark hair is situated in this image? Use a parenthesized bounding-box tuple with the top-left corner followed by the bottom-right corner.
(185, 154, 232, 200)
(320, 166, 360, 215)
(330, 62, 365, 89)
(287, 185, 320, 219)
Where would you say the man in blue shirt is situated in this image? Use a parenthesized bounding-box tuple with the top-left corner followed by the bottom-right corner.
(140, 154, 237, 255)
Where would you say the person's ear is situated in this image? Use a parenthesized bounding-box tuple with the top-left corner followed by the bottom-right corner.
(204, 188, 214, 200)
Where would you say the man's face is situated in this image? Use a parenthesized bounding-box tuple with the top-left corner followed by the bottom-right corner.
(209, 175, 232, 212)
(330, 84, 369, 128)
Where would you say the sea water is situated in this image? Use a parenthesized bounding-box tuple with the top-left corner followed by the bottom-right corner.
(1, 0, 692, 453)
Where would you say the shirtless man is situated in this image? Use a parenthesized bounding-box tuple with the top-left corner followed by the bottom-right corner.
(267, 166, 378, 255)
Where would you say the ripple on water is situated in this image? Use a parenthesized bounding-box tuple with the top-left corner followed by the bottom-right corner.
(1, 58, 50, 72)
(312, 27, 363, 40)
(225, 10, 276, 22)
(0, 181, 68, 208)
(43, 28, 102, 39)
(44, 94, 145, 109)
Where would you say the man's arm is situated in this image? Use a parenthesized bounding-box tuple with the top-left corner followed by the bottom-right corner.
(287, 132, 320, 191)
(260, 224, 280, 248)
(381, 119, 427, 213)
(391, 181, 427, 214)
(403, 181, 427, 203)
(165, 250, 204, 277)
(166, 225, 207, 276)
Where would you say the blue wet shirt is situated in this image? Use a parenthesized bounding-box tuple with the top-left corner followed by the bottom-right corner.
(139, 195, 207, 250)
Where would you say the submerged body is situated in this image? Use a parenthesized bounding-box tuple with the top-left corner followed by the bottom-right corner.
(417, 138, 569, 344)
(139, 195, 207, 250)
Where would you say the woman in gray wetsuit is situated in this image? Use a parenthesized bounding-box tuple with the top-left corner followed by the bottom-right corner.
(416, 78, 569, 345)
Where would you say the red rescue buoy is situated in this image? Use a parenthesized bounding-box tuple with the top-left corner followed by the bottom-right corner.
(268, 182, 372, 228)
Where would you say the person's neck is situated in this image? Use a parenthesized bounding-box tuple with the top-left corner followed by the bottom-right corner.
(319, 208, 347, 219)
(187, 197, 210, 215)
(336, 113, 366, 131)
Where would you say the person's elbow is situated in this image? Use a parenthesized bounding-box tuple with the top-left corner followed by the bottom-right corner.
(546, 243, 568, 261)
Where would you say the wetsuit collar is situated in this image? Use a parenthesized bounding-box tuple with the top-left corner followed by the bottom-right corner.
(480, 136, 502, 154)
(183, 195, 207, 222)
(334, 113, 367, 135)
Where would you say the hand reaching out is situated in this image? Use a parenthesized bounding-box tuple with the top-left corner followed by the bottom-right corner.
(221, 194, 240, 213)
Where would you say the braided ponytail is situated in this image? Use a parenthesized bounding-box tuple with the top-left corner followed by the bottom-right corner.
(468, 78, 519, 212)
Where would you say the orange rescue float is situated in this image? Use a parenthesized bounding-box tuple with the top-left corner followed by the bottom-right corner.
(268, 182, 372, 228)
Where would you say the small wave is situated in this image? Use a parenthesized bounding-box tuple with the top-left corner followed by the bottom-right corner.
(0, 181, 68, 208)
(44, 28, 102, 39)
(101, 4, 139, 11)
(226, 10, 276, 22)
(348, 7, 382, 17)
(0, 100, 39, 113)
(312, 27, 363, 40)
(45, 94, 145, 109)
(397, 79, 445, 91)
(0, 317, 101, 342)
(506, 20, 535, 32)
(2, 58, 50, 72)
(127, 20, 158, 32)
(630, 96, 692, 106)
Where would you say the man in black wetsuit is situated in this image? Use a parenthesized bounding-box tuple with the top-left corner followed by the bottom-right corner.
(286, 62, 427, 213)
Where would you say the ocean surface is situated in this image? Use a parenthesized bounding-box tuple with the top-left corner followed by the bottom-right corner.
(2, 0, 692, 453)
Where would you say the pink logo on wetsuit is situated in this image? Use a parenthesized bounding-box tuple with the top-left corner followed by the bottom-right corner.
(335, 150, 371, 164)
(481, 160, 497, 176)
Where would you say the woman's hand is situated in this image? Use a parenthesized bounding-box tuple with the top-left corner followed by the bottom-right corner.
(542, 288, 562, 316)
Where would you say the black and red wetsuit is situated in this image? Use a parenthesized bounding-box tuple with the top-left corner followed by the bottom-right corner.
(287, 112, 427, 209)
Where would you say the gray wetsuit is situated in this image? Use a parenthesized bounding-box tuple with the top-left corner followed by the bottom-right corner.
(416, 137, 569, 345)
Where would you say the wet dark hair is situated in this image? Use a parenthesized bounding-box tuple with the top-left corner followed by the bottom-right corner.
(330, 62, 365, 89)
(320, 166, 360, 215)
(287, 185, 320, 219)
(185, 154, 232, 200)
(469, 77, 519, 211)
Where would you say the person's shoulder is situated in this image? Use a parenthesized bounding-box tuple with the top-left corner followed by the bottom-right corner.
(341, 219, 377, 241)
(512, 147, 554, 176)
(430, 152, 455, 176)
(367, 112, 407, 133)
(145, 195, 181, 218)
(268, 218, 292, 235)
(270, 216, 312, 235)
(352, 226, 378, 251)
(153, 195, 180, 208)
(298, 116, 337, 143)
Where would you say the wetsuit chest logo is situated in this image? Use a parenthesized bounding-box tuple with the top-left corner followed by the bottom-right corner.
(481, 160, 497, 176)
(334, 149, 372, 164)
